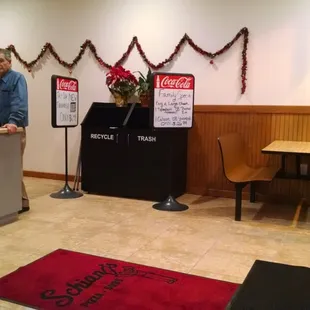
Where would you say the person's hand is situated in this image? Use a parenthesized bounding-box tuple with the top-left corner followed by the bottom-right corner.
(2, 123, 17, 134)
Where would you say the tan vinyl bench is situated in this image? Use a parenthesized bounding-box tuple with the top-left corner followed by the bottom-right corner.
(217, 133, 279, 221)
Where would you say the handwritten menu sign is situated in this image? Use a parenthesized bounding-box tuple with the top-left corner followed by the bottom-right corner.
(151, 73, 195, 129)
(51, 75, 79, 128)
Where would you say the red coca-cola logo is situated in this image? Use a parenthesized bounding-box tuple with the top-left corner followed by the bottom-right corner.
(157, 75, 193, 89)
(57, 78, 78, 92)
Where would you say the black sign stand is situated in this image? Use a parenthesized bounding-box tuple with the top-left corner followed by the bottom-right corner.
(122, 102, 137, 127)
(50, 127, 83, 199)
(50, 74, 83, 199)
(150, 72, 194, 212)
(153, 195, 188, 211)
(122, 101, 188, 211)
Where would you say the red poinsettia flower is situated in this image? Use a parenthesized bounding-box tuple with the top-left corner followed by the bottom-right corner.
(106, 65, 138, 98)
(106, 66, 138, 86)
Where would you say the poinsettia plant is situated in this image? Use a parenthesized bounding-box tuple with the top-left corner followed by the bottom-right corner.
(106, 65, 138, 98)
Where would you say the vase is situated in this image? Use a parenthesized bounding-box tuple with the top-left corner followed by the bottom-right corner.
(113, 92, 128, 107)
(140, 92, 151, 107)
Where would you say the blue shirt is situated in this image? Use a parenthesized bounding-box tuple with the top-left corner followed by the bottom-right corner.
(0, 69, 28, 127)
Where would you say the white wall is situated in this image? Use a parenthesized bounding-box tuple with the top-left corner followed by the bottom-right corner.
(0, 0, 309, 174)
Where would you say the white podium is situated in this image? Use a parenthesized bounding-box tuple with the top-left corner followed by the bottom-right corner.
(0, 127, 22, 225)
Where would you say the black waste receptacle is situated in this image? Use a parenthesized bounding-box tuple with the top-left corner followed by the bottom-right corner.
(81, 103, 188, 201)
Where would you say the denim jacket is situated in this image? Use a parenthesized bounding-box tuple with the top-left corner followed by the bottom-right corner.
(0, 69, 28, 127)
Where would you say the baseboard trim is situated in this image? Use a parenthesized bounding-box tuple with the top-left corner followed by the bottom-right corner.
(186, 187, 298, 204)
(23, 171, 297, 204)
(186, 187, 249, 199)
(23, 170, 75, 182)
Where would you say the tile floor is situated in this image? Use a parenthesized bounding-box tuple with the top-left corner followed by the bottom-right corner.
(1, 177, 310, 309)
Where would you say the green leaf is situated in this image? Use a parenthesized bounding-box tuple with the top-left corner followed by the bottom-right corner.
(133, 71, 146, 80)
(146, 68, 152, 81)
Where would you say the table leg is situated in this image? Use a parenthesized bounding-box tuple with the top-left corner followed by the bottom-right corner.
(296, 155, 301, 177)
(281, 154, 286, 174)
(250, 182, 256, 203)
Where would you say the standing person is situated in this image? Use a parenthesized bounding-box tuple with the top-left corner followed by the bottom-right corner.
(0, 48, 29, 214)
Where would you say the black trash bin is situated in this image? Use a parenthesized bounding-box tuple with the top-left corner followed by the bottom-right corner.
(81, 103, 188, 201)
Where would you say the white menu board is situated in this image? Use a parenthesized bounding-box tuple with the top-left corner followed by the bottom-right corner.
(52, 76, 79, 128)
(152, 73, 195, 128)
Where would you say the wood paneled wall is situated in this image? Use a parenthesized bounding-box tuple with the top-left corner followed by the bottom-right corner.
(187, 105, 310, 203)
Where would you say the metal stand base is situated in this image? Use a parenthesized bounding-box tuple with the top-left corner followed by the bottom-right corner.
(152, 195, 188, 212)
(50, 183, 83, 199)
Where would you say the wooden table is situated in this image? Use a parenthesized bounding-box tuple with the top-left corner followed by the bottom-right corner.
(262, 140, 310, 180)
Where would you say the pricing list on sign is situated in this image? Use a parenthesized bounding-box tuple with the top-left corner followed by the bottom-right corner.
(152, 74, 194, 129)
(55, 78, 78, 127)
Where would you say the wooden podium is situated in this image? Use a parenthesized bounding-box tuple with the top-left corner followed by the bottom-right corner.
(0, 127, 22, 225)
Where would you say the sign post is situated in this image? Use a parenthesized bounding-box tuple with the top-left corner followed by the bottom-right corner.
(50, 75, 83, 199)
(150, 72, 195, 211)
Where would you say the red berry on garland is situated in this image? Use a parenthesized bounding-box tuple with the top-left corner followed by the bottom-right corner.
(28, 68, 32, 73)
(210, 60, 214, 65)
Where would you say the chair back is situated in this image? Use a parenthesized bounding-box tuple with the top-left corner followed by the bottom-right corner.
(217, 133, 246, 181)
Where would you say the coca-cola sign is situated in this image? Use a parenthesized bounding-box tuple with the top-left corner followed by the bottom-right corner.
(155, 75, 194, 90)
(56, 78, 78, 92)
